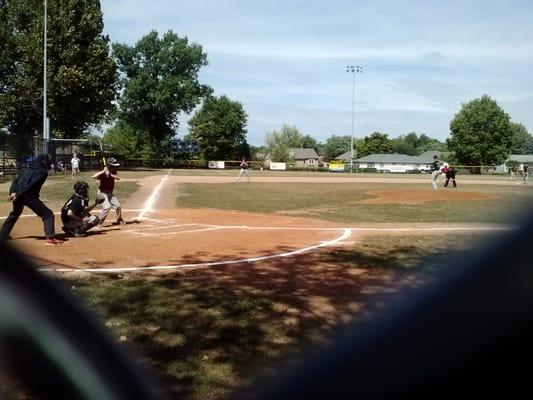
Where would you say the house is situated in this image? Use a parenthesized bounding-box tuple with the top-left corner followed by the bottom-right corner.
(498, 154, 533, 173)
(338, 151, 442, 173)
(289, 148, 320, 168)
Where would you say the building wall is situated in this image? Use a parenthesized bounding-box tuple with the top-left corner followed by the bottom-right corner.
(295, 159, 318, 168)
(357, 162, 423, 173)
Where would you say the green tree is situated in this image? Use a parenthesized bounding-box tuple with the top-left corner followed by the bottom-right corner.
(322, 135, 351, 161)
(391, 132, 446, 155)
(510, 123, 533, 154)
(417, 133, 446, 153)
(447, 95, 513, 170)
(356, 132, 393, 158)
(188, 95, 248, 160)
(0, 0, 117, 157)
(113, 30, 211, 156)
(265, 124, 308, 162)
(300, 134, 321, 154)
(104, 120, 151, 158)
(391, 133, 417, 155)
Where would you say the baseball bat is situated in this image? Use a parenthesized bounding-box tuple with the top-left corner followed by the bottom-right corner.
(99, 140, 106, 167)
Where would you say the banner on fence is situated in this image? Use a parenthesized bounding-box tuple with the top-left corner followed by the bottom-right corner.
(208, 161, 225, 169)
(269, 162, 286, 171)
(328, 161, 344, 172)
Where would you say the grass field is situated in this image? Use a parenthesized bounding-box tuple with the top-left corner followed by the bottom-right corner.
(1, 169, 531, 399)
(177, 181, 529, 223)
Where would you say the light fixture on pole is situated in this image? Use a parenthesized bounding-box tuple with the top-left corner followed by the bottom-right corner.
(346, 64, 363, 173)
(43, 0, 49, 154)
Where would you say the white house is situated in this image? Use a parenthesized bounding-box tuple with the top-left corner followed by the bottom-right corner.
(289, 148, 320, 168)
(336, 151, 442, 173)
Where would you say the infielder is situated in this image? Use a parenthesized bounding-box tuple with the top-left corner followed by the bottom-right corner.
(92, 157, 125, 225)
(236, 157, 251, 182)
(61, 181, 102, 237)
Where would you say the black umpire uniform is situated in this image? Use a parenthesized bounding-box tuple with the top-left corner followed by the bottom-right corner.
(0, 154, 57, 240)
(444, 167, 457, 187)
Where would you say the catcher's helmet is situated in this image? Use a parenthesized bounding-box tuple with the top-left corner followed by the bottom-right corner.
(73, 181, 89, 198)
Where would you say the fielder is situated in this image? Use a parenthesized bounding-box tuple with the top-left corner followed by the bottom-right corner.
(61, 181, 102, 237)
(236, 157, 251, 182)
(92, 157, 125, 225)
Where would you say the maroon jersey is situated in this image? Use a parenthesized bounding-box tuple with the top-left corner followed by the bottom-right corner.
(97, 173, 116, 193)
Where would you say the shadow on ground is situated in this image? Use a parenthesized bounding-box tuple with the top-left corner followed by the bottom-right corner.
(57, 244, 450, 400)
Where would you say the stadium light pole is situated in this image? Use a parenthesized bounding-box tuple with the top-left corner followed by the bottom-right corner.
(346, 65, 363, 173)
(43, 0, 49, 154)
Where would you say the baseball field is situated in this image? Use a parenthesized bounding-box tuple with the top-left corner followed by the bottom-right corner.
(1, 169, 531, 399)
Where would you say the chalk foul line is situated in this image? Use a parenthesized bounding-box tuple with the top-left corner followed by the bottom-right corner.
(136, 169, 171, 220)
(39, 228, 352, 273)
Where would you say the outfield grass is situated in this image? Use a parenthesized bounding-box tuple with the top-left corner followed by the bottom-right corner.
(176, 182, 531, 223)
(60, 232, 492, 400)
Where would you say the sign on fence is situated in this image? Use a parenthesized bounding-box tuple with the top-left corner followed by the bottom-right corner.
(208, 161, 225, 169)
(328, 161, 345, 172)
(269, 162, 286, 171)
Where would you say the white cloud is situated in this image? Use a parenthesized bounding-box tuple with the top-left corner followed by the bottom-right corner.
(101, 0, 533, 145)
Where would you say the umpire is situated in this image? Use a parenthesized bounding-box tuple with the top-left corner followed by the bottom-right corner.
(444, 166, 458, 188)
(0, 154, 62, 245)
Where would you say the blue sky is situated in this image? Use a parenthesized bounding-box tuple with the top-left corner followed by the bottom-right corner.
(100, 0, 533, 146)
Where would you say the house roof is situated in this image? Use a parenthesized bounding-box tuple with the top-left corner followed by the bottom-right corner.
(354, 152, 443, 164)
(509, 154, 533, 162)
(334, 151, 352, 161)
(335, 150, 442, 163)
(290, 148, 319, 159)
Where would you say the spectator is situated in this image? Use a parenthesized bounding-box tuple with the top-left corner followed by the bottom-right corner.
(71, 153, 80, 177)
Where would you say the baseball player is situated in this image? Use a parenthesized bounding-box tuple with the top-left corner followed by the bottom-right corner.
(92, 157, 125, 225)
(61, 181, 102, 237)
(236, 157, 251, 182)
(444, 166, 458, 188)
(430, 155, 442, 191)
(0, 154, 63, 245)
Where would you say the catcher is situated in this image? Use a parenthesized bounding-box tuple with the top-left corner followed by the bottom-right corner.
(61, 181, 102, 237)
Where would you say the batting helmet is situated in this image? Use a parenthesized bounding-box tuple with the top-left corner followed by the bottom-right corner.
(107, 157, 120, 167)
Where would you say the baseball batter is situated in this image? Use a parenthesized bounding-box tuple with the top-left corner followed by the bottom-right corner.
(92, 157, 125, 225)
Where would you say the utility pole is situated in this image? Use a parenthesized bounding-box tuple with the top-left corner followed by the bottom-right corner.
(346, 65, 363, 172)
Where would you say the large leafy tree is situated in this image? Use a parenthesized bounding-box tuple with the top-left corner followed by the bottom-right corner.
(323, 135, 351, 161)
(265, 124, 308, 162)
(447, 95, 513, 168)
(104, 120, 152, 159)
(356, 132, 393, 158)
(188, 95, 249, 160)
(113, 30, 211, 155)
(391, 132, 446, 155)
(510, 122, 533, 154)
(0, 0, 117, 156)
